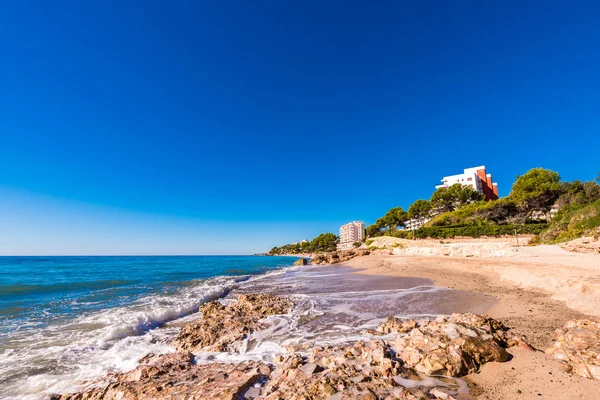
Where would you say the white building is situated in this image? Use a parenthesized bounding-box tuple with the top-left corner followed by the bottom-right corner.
(404, 217, 430, 231)
(291, 239, 310, 246)
(435, 166, 498, 201)
(337, 221, 365, 250)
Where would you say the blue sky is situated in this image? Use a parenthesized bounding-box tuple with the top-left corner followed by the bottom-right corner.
(1, 1, 599, 255)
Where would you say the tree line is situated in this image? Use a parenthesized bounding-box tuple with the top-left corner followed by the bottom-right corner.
(366, 182, 484, 236)
(367, 168, 600, 240)
(268, 168, 600, 253)
(268, 233, 338, 255)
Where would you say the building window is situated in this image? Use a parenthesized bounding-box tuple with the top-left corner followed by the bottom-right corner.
(467, 177, 472, 181)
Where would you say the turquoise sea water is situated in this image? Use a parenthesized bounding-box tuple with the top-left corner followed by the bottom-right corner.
(0, 256, 297, 399)
(0, 256, 496, 399)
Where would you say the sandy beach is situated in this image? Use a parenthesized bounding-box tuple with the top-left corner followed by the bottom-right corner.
(344, 242, 600, 399)
(46, 240, 600, 400)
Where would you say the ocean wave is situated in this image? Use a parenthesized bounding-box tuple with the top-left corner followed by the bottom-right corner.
(97, 283, 233, 345)
(0, 280, 137, 297)
(0, 273, 253, 399)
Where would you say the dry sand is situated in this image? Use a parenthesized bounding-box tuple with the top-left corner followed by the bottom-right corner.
(343, 243, 600, 400)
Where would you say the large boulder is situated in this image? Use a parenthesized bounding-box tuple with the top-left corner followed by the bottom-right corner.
(379, 314, 514, 376)
(293, 257, 308, 266)
(547, 319, 600, 379)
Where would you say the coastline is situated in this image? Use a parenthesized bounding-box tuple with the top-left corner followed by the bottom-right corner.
(42, 243, 600, 400)
(343, 246, 600, 399)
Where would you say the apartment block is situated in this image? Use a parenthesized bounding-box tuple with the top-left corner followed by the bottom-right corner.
(435, 165, 498, 201)
(337, 221, 365, 250)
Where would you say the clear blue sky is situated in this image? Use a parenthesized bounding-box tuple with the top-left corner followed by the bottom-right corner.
(1, 1, 598, 255)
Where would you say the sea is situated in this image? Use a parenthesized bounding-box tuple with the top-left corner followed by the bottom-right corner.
(0, 256, 495, 399)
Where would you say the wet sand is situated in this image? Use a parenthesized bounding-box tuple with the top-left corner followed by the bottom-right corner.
(344, 253, 600, 400)
(234, 264, 497, 348)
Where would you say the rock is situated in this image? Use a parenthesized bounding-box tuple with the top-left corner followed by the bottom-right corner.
(56, 353, 270, 400)
(244, 386, 261, 399)
(173, 294, 293, 352)
(294, 257, 309, 265)
(260, 340, 452, 399)
(57, 312, 519, 400)
(300, 362, 319, 375)
(560, 234, 600, 254)
(430, 388, 454, 399)
(311, 248, 370, 265)
(259, 314, 519, 398)
(547, 319, 600, 379)
(381, 314, 514, 376)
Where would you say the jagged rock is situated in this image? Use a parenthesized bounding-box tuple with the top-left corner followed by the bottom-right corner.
(294, 257, 309, 266)
(55, 353, 270, 400)
(547, 319, 600, 379)
(173, 294, 293, 352)
(380, 314, 514, 376)
(261, 341, 436, 399)
(56, 298, 522, 400)
(311, 248, 371, 265)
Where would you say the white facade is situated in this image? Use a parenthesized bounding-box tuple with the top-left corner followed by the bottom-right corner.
(404, 217, 430, 231)
(435, 166, 485, 192)
(337, 221, 365, 250)
(435, 165, 498, 201)
(291, 239, 309, 246)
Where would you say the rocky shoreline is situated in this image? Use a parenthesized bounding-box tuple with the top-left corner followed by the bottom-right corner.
(53, 292, 600, 400)
(53, 241, 600, 400)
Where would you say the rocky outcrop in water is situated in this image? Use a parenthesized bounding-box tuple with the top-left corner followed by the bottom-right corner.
(548, 319, 600, 380)
(57, 306, 524, 400)
(294, 257, 309, 266)
(54, 352, 271, 400)
(311, 248, 371, 265)
(173, 294, 293, 352)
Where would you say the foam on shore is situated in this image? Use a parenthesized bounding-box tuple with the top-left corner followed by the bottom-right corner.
(0, 263, 496, 399)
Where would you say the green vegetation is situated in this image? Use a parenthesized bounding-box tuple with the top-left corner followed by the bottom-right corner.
(364, 168, 600, 243)
(407, 200, 432, 228)
(268, 168, 600, 253)
(537, 178, 600, 242)
(269, 233, 338, 255)
(391, 223, 547, 239)
(430, 184, 484, 213)
(366, 207, 408, 237)
(509, 168, 562, 217)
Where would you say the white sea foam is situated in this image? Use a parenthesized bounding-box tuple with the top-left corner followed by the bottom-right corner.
(0, 274, 247, 400)
(0, 263, 491, 399)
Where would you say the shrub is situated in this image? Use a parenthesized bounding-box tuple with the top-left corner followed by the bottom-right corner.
(404, 223, 547, 239)
(539, 199, 600, 243)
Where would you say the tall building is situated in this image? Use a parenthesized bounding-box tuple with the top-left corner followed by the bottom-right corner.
(337, 221, 365, 250)
(435, 165, 498, 201)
